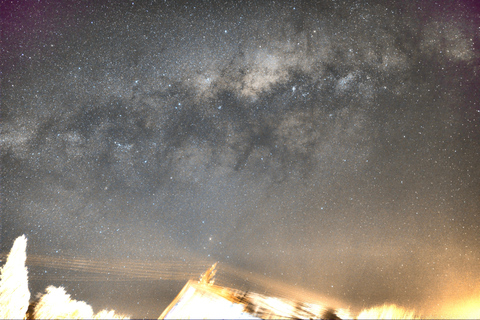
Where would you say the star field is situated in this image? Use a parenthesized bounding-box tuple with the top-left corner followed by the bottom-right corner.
(1, 0, 479, 317)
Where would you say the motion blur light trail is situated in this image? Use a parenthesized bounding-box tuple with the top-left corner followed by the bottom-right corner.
(24, 254, 213, 282)
(24, 252, 347, 310)
(20, 253, 480, 318)
(1, 0, 479, 318)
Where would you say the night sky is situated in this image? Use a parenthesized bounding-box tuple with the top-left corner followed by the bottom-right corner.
(1, 0, 479, 318)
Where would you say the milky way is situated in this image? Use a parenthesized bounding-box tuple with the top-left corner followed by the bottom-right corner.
(1, 0, 479, 317)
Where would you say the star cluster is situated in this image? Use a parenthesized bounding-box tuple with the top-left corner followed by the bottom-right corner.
(1, 0, 479, 317)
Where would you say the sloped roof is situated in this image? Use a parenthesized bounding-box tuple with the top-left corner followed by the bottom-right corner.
(159, 280, 260, 319)
(159, 280, 342, 319)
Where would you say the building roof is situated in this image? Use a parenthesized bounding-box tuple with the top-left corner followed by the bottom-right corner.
(159, 264, 344, 320)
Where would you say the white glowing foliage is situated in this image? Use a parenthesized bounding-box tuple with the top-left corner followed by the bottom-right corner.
(357, 304, 419, 320)
(33, 286, 130, 319)
(0, 235, 31, 319)
(33, 286, 94, 319)
(94, 309, 130, 319)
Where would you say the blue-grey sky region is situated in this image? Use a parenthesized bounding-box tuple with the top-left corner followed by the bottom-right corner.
(1, 0, 479, 317)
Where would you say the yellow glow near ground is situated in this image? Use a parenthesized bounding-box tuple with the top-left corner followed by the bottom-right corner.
(434, 295, 480, 319)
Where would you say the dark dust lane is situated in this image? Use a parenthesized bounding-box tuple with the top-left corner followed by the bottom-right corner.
(1, 0, 479, 318)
